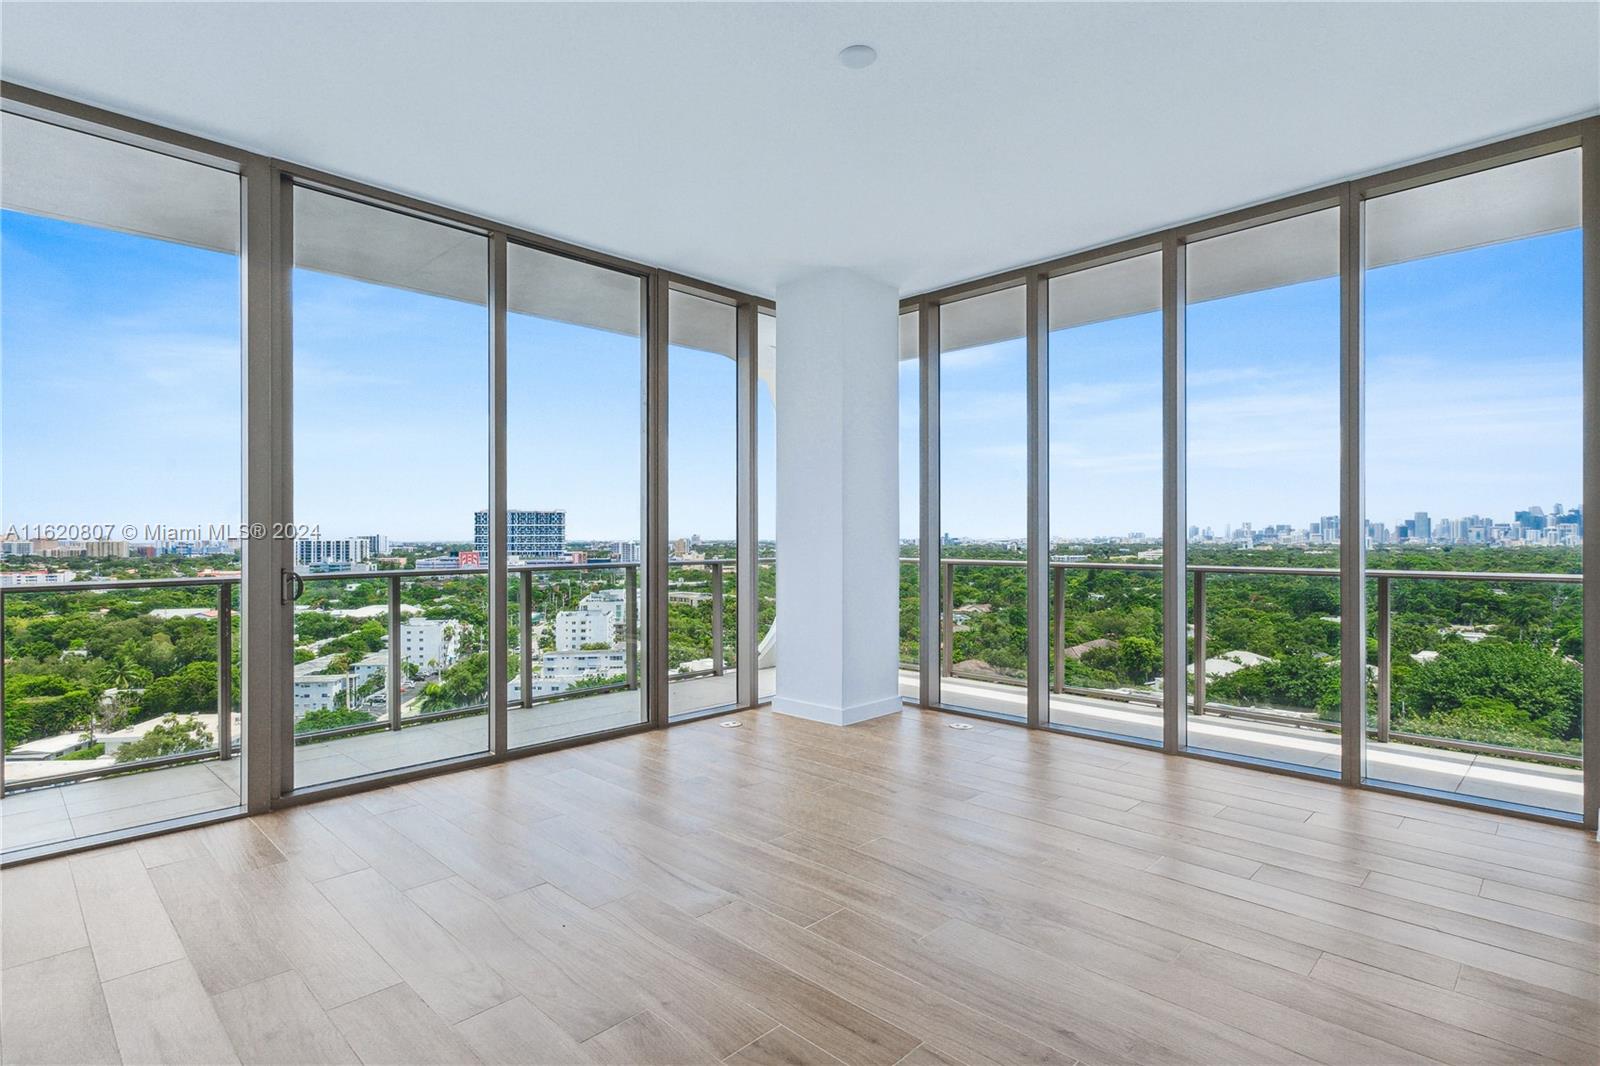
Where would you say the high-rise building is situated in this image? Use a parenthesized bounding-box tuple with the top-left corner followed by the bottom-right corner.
(1412, 512, 1432, 543)
(295, 536, 372, 571)
(475, 510, 566, 559)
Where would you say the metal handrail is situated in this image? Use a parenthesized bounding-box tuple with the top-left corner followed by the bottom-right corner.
(0, 573, 239, 594)
(913, 555, 1581, 767)
(4, 553, 781, 791)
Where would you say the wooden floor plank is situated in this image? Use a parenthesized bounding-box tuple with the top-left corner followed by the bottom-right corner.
(581, 1009, 707, 1066)
(604, 893, 922, 1066)
(0, 947, 120, 1065)
(230, 861, 400, 1011)
(69, 845, 186, 982)
(327, 983, 483, 1066)
(212, 971, 360, 1065)
(407, 875, 649, 1042)
(453, 996, 589, 1066)
(102, 958, 241, 1066)
(148, 855, 292, 994)
(316, 867, 515, 1024)
(502, 882, 779, 1058)
(725, 1025, 845, 1066)
(0, 860, 88, 971)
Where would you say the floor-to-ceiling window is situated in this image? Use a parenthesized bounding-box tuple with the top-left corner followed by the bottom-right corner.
(937, 286, 1028, 718)
(898, 310, 922, 702)
(290, 187, 490, 788)
(1184, 208, 1342, 773)
(666, 289, 741, 718)
(1363, 150, 1583, 815)
(1, 114, 244, 854)
(757, 310, 778, 701)
(505, 244, 646, 747)
(0, 91, 778, 861)
(1047, 253, 1165, 743)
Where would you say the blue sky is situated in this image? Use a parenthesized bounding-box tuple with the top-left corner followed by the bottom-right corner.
(2, 211, 1582, 545)
(924, 229, 1582, 540)
(2, 210, 757, 543)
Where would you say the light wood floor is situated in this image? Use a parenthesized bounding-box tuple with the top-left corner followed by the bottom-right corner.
(2, 706, 1596, 1066)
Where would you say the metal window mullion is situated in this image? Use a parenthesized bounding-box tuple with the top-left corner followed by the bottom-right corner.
(1582, 120, 1600, 832)
(1025, 273, 1050, 728)
(918, 300, 942, 708)
(1339, 186, 1367, 786)
(735, 301, 759, 708)
(1161, 235, 1188, 754)
(241, 161, 293, 809)
(487, 232, 508, 757)
(645, 274, 669, 728)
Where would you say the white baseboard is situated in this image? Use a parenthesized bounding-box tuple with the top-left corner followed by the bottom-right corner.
(770, 694, 902, 727)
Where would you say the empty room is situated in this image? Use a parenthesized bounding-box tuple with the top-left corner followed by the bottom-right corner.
(1, 3, 1597, 1065)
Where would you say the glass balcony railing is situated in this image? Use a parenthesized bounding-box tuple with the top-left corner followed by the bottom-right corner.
(666, 558, 735, 682)
(2, 575, 241, 793)
(4, 554, 782, 808)
(902, 556, 1583, 813)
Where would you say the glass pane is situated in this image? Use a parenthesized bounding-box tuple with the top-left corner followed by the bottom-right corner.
(2, 114, 243, 853)
(290, 187, 489, 787)
(1047, 253, 1165, 743)
(1364, 150, 1583, 815)
(505, 244, 644, 746)
(939, 286, 1027, 718)
(757, 311, 777, 701)
(898, 311, 921, 703)
(667, 290, 739, 717)
(1186, 208, 1342, 772)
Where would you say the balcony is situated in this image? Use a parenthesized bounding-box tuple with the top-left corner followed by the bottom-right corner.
(2, 560, 771, 855)
(902, 558, 1583, 817)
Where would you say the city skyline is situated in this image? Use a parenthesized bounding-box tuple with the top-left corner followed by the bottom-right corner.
(4, 494, 1580, 558)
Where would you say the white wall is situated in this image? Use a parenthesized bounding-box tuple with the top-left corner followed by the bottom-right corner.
(773, 269, 901, 726)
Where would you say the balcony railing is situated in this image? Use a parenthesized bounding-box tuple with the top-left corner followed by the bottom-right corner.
(2, 554, 775, 793)
(1, 573, 238, 793)
(905, 556, 1582, 768)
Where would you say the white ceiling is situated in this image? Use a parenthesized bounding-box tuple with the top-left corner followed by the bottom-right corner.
(2, 2, 1596, 299)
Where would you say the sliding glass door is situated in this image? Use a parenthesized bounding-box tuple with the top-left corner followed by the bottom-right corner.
(289, 186, 490, 789)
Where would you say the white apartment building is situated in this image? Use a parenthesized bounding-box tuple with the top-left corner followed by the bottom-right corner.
(400, 618, 458, 670)
(578, 588, 629, 626)
(0, 570, 76, 587)
(294, 536, 371, 572)
(352, 651, 387, 687)
(292, 656, 348, 718)
(509, 648, 630, 700)
(554, 607, 615, 651)
(542, 649, 628, 677)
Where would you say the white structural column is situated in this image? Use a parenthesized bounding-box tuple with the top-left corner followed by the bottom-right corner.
(773, 269, 902, 726)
